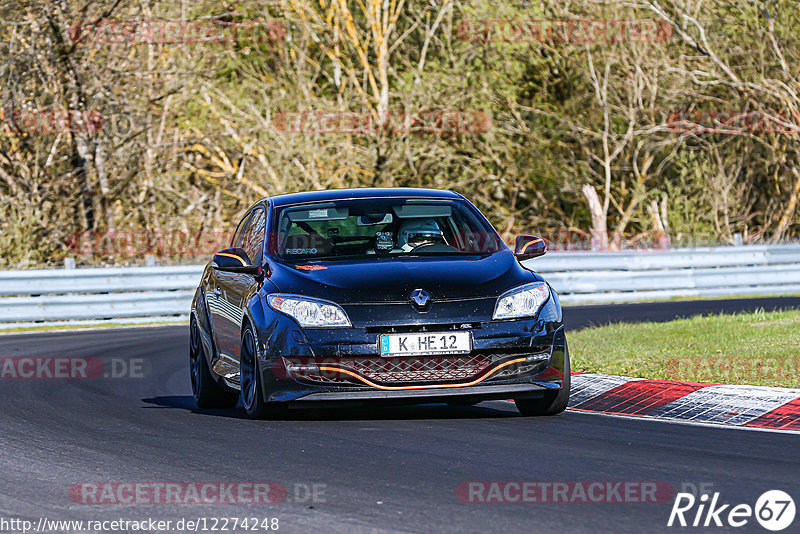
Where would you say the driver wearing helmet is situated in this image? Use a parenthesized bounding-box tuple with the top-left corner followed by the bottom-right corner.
(396, 219, 447, 252)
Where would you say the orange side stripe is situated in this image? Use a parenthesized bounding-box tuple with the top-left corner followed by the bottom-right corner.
(318, 357, 528, 391)
(216, 252, 247, 266)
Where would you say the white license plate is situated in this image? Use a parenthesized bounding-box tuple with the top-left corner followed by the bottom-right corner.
(379, 331, 472, 357)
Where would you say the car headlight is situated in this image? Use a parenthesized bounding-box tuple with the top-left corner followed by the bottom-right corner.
(493, 282, 550, 320)
(267, 294, 352, 327)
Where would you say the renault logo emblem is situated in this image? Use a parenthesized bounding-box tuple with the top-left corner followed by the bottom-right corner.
(409, 289, 432, 310)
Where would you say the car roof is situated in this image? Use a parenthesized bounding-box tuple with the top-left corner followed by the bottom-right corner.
(263, 187, 462, 208)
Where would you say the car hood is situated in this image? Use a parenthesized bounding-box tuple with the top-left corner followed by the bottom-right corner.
(266, 251, 540, 304)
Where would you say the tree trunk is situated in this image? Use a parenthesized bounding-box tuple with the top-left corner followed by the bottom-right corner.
(773, 168, 800, 243)
(582, 184, 607, 250)
(648, 198, 671, 249)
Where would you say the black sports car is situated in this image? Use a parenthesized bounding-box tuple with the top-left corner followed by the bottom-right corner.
(190, 188, 569, 418)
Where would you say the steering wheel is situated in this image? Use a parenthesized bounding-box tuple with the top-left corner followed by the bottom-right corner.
(410, 242, 457, 252)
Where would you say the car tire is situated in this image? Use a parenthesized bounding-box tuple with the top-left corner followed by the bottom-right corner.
(515, 345, 571, 417)
(190, 317, 238, 409)
(240, 323, 286, 419)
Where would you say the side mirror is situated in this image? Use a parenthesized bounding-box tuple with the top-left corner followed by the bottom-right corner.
(212, 247, 262, 278)
(514, 235, 547, 260)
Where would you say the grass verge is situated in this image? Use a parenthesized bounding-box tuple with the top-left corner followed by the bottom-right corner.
(569, 308, 800, 388)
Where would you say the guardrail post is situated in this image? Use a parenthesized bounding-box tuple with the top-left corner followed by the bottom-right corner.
(64, 257, 76, 269)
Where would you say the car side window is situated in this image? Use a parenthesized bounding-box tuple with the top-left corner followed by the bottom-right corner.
(231, 211, 253, 248)
(240, 208, 266, 264)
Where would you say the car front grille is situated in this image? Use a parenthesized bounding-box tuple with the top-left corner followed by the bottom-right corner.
(339, 354, 492, 383)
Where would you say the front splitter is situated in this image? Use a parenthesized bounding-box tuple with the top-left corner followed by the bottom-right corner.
(283, 382, 556, 405)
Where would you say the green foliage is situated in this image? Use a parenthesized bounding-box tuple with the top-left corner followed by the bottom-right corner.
(0, 203, 66, 267)
(665, 150, 720, 240)
(2, 0, 800, 264)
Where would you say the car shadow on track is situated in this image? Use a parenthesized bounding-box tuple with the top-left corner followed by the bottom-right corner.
(142, 395, 522, 421)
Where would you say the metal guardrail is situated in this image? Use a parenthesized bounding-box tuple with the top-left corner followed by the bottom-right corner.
(0, 291, 196, 323)
(1, 244, 800, 324)
(528, 244, 800, 303)
(0, 265, 204, 296)
(0, 266, 203, 324)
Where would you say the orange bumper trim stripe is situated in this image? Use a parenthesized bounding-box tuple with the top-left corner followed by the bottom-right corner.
(317, 357, 528, 391)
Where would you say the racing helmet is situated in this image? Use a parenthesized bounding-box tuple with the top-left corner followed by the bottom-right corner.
(397, 219, 446, 250)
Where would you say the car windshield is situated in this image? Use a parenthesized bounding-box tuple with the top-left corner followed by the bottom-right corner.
(272, 198, 504, 262)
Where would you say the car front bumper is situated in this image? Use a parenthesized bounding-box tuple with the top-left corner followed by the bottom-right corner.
(255, 305, 567, 405)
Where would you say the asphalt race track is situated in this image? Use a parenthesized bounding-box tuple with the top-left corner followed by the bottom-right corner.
(1, 298, 799, 534)
(564, 296, 800, 330)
